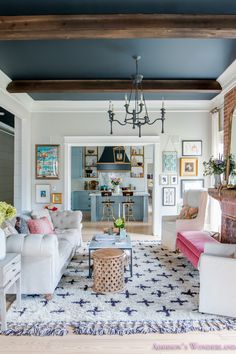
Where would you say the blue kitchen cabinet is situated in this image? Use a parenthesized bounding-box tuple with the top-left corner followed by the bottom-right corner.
(71, 147, 83, 178)
(92, 195, 147, 221)
(72, 191, 93, 211)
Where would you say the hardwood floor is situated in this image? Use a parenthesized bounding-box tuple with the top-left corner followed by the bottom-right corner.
(82, 220, 155, 241)
(2, 221, 236, 353)
(1, 330, 236, 353)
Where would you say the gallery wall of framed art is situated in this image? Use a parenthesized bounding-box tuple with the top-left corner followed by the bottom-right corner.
(160, 135, 207, 208)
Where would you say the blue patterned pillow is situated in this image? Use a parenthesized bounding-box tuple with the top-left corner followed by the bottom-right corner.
(15, 216, 30, 234)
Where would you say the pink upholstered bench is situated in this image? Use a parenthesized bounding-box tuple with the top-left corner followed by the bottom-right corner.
(176, 231, 219, 268)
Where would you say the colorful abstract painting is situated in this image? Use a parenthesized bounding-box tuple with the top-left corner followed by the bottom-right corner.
(35, 145, 59, 179)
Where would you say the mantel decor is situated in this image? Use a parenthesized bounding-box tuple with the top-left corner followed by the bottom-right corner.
(108, 56, 166, 138)
(203, 155, 236, 188)
(35, 144, 59, 179)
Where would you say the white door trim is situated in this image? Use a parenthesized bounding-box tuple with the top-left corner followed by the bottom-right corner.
(64, 135, 161, 236)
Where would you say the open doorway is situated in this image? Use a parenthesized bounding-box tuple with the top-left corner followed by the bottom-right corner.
(64, 135, 162, 239)
(70, 144, 154, 237)
(64, 135, 161, 237)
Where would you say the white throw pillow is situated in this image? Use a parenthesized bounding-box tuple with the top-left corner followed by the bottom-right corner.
(1, 220, 18, 237)
(31, 209, 54, 230)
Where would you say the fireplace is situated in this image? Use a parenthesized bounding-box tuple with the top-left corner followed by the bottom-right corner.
(208, 188, 236, 243)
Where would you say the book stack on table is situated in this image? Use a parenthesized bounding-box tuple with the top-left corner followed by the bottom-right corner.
(94, 234, 127, 245)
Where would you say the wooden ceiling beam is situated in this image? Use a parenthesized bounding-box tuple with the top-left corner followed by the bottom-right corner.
(0, 14, 236, 40)
(7, 79, 222, 93)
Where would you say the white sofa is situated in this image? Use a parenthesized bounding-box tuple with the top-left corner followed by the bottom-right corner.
(161, 189, 208, 251)
(199, 243, 236, 318)
(6, 210, 83, 295)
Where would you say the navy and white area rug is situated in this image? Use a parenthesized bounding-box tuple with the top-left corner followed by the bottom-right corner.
(4, 241, 236, 336)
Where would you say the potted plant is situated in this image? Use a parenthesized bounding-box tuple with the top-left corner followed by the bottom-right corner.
(113, 217, 126, 236)
(0, 202, 16, 260)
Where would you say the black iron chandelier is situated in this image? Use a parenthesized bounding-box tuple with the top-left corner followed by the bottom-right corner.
(108, 56, 166, 138)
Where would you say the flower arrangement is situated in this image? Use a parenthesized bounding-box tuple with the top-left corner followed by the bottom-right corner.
(0, 202, 16, 226)
(110, 177, 122, 186)
(113, 217, 125, 229)
(203, 154, 236, 176)
(203, 155, 226, 176)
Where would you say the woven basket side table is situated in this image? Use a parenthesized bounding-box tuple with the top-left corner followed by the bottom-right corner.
(92, 248, 125, 293)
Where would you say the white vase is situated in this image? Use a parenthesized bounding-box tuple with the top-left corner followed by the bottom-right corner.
(0, 228, 6, 260)
(115, 185, 120, 194)
(214, 174, 222, 188)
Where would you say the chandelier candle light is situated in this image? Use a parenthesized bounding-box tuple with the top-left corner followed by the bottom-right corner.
(108, 56, 166, 138)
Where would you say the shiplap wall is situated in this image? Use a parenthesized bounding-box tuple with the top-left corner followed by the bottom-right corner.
(0, 129, 14, 203)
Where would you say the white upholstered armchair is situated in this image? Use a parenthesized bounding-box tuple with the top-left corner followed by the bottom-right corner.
(199, 243, 236, 318)
(161, 189, 208, 251)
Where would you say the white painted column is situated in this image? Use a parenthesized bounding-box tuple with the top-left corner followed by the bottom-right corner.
(152, 142, 161, 237)
(64, 143, 71, 210)
(21, 117, 31, 211)
(14, 117, 22, 212)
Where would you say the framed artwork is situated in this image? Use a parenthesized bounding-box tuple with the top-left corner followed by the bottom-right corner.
(51, 193, 62, 204)
(180, 157, 198, 176)
(159, 174, 169, 185)
(170, 175, 178, 185)
(35, 184, 50, 203)
(162, 187, 176, 206)
(35, 144, 59, 179)
(182, 140, 202, 156)
(162, 151, 177, 173)
(181, 179, 205, 198)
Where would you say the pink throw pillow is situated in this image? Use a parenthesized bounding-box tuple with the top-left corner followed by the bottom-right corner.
(27, 217, 54, 234)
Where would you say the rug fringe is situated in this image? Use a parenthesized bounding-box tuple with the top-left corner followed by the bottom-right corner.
(1, 319, 236, 336)
(1, 322, 68, 336)
(72, 319, 236, 336)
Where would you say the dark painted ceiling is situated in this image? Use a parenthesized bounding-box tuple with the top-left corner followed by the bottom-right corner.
(0, 0, 235, 101)
(0, 0, 236, 15)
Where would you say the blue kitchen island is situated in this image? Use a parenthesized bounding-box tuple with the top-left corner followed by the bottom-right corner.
(90, 192, 149, 222)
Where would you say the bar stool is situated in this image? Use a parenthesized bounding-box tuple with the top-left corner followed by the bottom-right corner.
(101, 191, 115, 221)
(122, 191, 135, 222)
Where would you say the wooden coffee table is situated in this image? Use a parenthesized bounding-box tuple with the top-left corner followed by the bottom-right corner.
(88, 234, 133, 278)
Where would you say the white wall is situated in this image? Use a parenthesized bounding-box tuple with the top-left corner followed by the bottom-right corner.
(30, 109, 211, 220)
